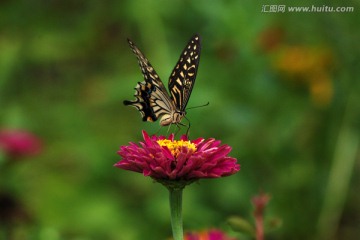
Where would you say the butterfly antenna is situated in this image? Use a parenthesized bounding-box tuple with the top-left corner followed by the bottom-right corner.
(186, 102, 210, 110)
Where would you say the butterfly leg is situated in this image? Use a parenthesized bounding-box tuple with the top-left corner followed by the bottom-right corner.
(182, 116, 191, 137)
(166, 124, 173, 135)
(174, 124, 181, 136)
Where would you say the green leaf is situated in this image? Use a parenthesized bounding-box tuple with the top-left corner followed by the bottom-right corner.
(227, 216, 255, 237)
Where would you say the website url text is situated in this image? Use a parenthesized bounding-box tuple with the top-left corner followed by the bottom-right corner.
(261, 5, 354, 13)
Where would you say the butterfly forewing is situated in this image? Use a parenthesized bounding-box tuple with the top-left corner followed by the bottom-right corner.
(124, 39, 175, 122)
(127, 39, 167, 92)
(168, 34, 201, 110)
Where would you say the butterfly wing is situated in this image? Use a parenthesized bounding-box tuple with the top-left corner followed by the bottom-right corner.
(124, 39, 175, 122)
(168, 34, 201, 111)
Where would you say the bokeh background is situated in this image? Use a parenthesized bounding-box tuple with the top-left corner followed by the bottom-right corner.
(0, 0, 359, 239)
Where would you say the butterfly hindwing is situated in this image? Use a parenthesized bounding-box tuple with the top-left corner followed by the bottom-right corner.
(123, 81, 157, 122)
(168, 34, 201, 110)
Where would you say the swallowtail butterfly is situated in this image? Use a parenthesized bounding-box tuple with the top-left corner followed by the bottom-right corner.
(124, 34, 201, 129)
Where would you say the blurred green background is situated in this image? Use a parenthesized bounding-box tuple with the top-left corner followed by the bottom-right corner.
(0, 0, 359, 239)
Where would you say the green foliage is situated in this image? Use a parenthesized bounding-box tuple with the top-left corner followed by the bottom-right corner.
(1, 0, 359, 239)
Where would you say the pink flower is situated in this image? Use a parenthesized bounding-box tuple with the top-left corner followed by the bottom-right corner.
(252, 193, 271, 218)
(185, 229, 237, 240)
(0, 129, 42, 158)
(252, 192, 271, 240)
(115, 131, 239, 181)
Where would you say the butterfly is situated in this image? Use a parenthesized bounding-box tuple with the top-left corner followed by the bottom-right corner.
(124, 34, 201, 131)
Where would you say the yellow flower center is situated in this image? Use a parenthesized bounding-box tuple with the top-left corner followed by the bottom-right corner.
(157, 139, 196, 157)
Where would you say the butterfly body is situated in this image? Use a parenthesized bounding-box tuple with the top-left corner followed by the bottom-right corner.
(124, 34, 201, 128)
(159, 110, 185, 126)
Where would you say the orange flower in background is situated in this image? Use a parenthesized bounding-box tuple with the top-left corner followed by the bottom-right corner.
(273, 46, 333, 77)
(258, 25, 335, 107)
(272, 45, 334, 107)
(308, 71, 333, 107)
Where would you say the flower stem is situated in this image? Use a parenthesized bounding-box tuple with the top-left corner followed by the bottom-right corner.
(255, 214, 264, 240)
(168, 187, 184, 240)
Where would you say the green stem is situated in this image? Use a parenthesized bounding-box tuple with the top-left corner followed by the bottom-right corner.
(317, 90, 360, 239)
(168, 187, 184, 240)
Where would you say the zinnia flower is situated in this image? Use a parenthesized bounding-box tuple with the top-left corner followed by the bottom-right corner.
(0, 129, 42, 158)
(115, 131, 240, 240)
(185, 229, 237, 240)
(115, 130, 239, 182)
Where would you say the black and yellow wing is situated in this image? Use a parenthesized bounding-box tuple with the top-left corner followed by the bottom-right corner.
(124, 39, 175, 122)
(168, 34, 201, 111)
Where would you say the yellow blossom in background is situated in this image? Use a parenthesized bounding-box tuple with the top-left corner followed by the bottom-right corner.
(308, 72, 333, 107)
(271, 45, 334, 107)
